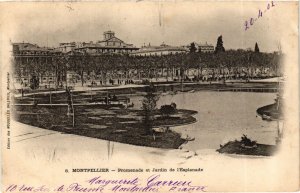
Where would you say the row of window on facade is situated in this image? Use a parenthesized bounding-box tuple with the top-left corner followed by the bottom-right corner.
(15, 50, 62, 56)
(14, 45, 213, 56)
(130, 50, 187, 56)
(77, 48, 136, 54)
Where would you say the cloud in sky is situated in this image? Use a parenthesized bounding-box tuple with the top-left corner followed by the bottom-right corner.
(2, 1, 296, 52)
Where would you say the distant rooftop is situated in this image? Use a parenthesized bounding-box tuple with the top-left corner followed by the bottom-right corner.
(12, 42, 60, 53)
(194, 42, 214, 47)
(133, 43, 188, 54)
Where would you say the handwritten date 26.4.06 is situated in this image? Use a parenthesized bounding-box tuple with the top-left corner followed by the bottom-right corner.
(244, 1, 275, 31)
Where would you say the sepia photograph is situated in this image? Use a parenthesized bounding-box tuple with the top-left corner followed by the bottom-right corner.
(1, 1, 299, 192)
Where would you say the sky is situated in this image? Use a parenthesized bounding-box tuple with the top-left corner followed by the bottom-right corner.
(1, 1, 297, 53)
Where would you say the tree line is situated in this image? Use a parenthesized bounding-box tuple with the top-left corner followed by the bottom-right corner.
(64, 50, 281, 73)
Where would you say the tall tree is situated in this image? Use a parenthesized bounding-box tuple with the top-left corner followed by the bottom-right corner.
(255, 42, 260, 53)
(215, 35, 225, 53)
(189, 42, 197, 53)
(141, 84, 159, 135)
(198, 47, 202, 53)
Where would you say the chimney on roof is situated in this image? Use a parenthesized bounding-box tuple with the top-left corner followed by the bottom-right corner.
(104, 31, 115, 40)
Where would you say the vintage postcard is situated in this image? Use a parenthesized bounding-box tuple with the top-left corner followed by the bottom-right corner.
(1, 1, 299, 192)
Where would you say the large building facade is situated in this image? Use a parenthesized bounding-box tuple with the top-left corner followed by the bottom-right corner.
(12, 43, 63, 90)
(75, 31, 139, 54)
(58, 42, 76, 53)
(196, 42, 214, 53)
(186, 42, 215, 53)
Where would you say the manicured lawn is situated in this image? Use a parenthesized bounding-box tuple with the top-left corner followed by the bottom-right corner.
(14, 104, 197, 149)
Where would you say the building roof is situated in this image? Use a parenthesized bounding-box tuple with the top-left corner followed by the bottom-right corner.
(55, 31, 137, 51)
(75, 45, 138, 50)
(76, 41, 137, 50)
(13, 42, 61, 54)
(97, 36, 124, 44)
(59, 42, 76, 46)
(194, 42, 214, 47)
(13, 43, 40, 50)
(132, 44, 188, 54)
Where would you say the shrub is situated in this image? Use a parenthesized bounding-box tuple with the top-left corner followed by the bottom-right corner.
(160, 104, 176, 117)
(170, 102, 177, 109)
